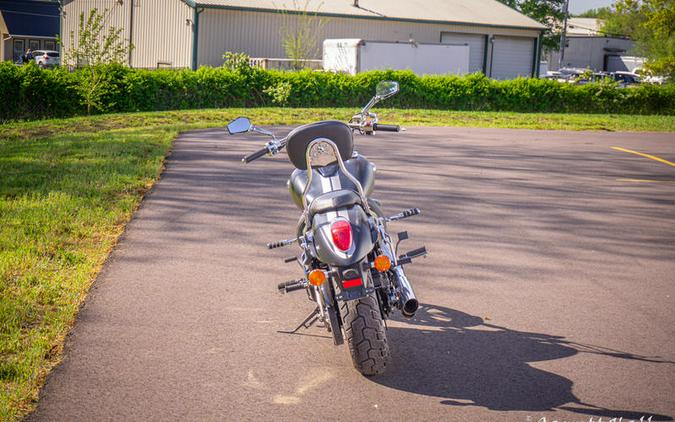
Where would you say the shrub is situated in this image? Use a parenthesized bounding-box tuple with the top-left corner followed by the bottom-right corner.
(0, 65, 673, 122)
(264, 81, 293, 106)
(1, 62, 82, 120)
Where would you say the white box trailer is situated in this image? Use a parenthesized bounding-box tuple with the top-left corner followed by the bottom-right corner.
(606, 55, 646, 73)
(323, 39, 470, 75)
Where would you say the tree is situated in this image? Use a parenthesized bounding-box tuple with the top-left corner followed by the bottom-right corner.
(58, 8, 132, 113)
(279, 0, 327, 69)
(602, 0, 646, 37)
(602, 0, 675, 76)
(59, 8, 130, 68)
(497, 0, 566, 51)
(576, 6, 612, 18)
(636, 0, 675, 75)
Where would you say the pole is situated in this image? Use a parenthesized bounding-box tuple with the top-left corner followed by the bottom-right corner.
(128, 0, 134, 67)
(57, 0, 63, 58)
(559, 0, 569, 69)
(191, 7, 201, 70)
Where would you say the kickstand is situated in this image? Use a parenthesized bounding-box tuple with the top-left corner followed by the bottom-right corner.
(278, 307, 320, 334)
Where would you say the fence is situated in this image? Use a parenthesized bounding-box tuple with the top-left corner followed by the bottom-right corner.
(249, 58, 323, 71)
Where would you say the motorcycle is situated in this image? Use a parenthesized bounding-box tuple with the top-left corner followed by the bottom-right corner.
(226, 81, 427, 375)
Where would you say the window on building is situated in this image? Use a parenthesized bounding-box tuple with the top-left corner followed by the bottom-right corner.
(13, 39, 24, 62)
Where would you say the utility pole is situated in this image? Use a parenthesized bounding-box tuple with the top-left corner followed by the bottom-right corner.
(558, 0, 569, 69)
(128, 0, 135, 67)
(57, 0, 63, 58)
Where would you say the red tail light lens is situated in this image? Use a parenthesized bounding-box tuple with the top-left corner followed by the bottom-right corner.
(330, 219, 352, 251)
(342, 277, 363, 289)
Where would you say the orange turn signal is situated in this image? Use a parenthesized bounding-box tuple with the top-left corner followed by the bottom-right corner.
(373, 255, 391, 272)
(308, 269, 326, 286)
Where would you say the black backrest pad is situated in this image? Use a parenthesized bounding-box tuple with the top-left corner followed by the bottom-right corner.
(285, 121, 353, 170)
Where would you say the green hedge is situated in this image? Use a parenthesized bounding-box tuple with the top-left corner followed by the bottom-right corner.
(1, 62, 673, 121)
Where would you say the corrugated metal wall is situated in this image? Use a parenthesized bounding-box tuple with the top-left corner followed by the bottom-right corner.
(130, 0, 192, 68)
(198, 8, 539, 68)
(62, 0, 192, 68)
(61, 1, 540, 74)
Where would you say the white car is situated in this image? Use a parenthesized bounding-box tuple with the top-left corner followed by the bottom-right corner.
(33, 50, 60, 68)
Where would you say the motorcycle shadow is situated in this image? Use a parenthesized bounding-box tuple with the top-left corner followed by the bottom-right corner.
(374, 304, 673, 421)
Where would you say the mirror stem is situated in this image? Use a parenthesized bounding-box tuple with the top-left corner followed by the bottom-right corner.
(360, 96, 381, 114)
(251, 126, 275, 138)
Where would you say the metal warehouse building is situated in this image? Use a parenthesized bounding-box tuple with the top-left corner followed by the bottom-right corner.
(546, 18, 635, 72)
(61, 0, 544, 79)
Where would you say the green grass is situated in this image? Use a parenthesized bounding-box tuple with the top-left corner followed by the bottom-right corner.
(2, 108, 675, 138)
(0, 108, 674, 420)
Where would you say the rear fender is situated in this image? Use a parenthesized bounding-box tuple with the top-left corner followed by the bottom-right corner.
(311, 205, 374, 267)
(331, 262, 374, 302)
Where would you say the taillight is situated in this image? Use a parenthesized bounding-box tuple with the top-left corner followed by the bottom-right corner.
(343, 277, 363, 288)
(330, 219, 352, 251)
(44, 55, 49, 60)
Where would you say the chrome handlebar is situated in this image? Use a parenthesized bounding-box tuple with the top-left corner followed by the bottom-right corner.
(240, 92, 399, 162)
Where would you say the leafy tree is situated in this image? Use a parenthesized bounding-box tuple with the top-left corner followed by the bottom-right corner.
(59, 8, 130, 68)
(602, 0, 675, 76)
(576, 6, 612, 18)
(498, 0, 566, 51)
(602, 0, 646, 37)
(636, 0, 675, 75)
(280, 0, 327, 69)
(57, 8, 132, 113)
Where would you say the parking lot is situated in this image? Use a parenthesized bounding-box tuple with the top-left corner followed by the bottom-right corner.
(31, 127, 675, 421)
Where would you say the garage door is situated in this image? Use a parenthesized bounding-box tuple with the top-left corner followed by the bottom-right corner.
(491, 36, 535, 80)
(441, 32, 486, 74)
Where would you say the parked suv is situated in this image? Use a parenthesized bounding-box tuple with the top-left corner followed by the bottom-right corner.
(33, 50, 60, 68)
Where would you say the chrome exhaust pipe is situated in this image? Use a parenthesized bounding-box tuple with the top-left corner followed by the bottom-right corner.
(391, 266, 418, 317)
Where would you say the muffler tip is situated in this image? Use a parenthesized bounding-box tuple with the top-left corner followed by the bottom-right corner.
(401, 298, 419, 318)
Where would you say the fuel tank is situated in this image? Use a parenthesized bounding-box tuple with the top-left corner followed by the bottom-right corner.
(287, 154, 375, 209)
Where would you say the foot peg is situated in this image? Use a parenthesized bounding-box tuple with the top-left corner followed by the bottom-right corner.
(398, 246, 428, 265)
(277, 279, 306, 293)
(267, 237, 297, 249)
(387, 208, 421, 222)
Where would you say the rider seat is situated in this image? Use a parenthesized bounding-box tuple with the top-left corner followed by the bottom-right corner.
(308, 190, 363, 219)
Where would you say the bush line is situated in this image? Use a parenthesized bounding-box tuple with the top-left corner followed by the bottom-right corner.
(1, 62, 673, 121)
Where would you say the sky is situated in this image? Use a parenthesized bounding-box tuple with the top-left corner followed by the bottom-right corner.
(569, 0, 614, 14)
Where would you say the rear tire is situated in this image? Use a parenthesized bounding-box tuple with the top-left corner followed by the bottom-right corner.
(340, 292, 390, 376)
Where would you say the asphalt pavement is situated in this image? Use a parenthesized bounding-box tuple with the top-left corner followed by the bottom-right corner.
(30, 126, 675, 421)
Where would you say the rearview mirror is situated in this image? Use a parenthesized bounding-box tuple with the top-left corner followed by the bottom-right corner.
(376, 81, 399, 99)
(227, 117, 252, 135)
